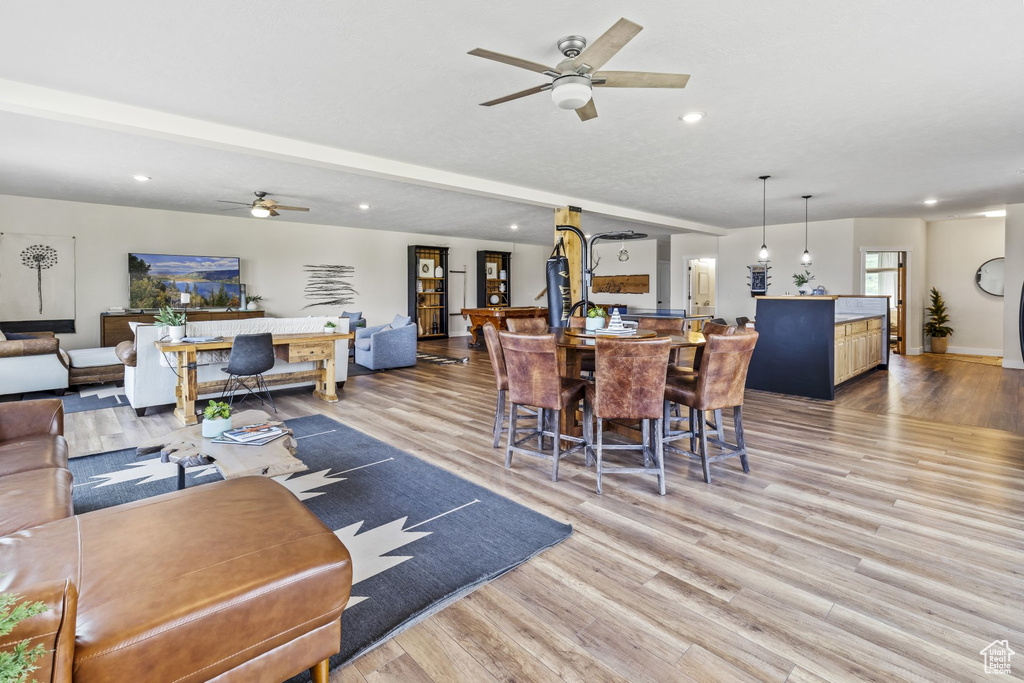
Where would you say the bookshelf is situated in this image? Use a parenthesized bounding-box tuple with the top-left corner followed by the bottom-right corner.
(408, 245, 449, 340)
(477, 250, 511, 308)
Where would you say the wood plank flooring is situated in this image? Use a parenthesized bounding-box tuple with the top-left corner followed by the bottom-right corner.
(64, 343, 1024, 682)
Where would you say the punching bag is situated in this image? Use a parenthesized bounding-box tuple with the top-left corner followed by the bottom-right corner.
(546, 239, 572, 327)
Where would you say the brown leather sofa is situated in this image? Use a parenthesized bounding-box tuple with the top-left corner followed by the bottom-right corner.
(0, 400, 353, 682)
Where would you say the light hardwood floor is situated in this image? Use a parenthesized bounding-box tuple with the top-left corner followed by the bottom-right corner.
(66, 346, 1024, 682)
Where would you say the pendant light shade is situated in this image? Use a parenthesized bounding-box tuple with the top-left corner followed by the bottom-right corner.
(801, 194, 813, 266)
(757, 175, 771, 264)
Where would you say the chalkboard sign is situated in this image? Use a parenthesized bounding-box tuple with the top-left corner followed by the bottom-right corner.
(748, 264, 769, 296)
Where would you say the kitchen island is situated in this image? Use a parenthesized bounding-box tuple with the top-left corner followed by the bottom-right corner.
(746, 295, 889, 400)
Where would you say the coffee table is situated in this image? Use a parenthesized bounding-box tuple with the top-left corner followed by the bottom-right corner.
(136, 409, 305, 489)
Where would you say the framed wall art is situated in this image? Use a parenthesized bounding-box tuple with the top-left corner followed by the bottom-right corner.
(0, 232, 76, 333)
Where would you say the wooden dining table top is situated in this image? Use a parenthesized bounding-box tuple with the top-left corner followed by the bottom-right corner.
(550, 328, 705, 349)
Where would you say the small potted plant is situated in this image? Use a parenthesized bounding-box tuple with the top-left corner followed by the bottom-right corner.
(246, 294, 263, 311)
(201, 400, 233, 438)
(793, 270, 815, 295)
(154, 305, 186, 342)
(923, 287, 953, 353)
(585, 305, 607, 331)
(323, 320, 337, 334)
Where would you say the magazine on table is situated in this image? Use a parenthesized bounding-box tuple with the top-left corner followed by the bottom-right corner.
(221, 423, 284, 443)
(211, 431, 286, 447)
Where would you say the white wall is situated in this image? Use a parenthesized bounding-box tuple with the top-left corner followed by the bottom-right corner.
(0, 194, 549, 349)
(853, 218, 927, 353)
(1004, 203, 1024, 370)
(588, 238, 658, 310)
(926, 217, 1004, 356)
(670, 233, 718, 312)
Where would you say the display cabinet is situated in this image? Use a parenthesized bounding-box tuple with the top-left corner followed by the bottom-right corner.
(477, 250, 511, 308)
(408, 245, 449, 340)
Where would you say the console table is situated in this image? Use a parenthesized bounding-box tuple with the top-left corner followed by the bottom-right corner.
(154, 332, 353, 426)
(101, 310, 265, 347)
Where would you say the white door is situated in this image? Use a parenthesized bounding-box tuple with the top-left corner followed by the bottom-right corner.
(687, 259, 716, 316)
(656, 261, 671, 308)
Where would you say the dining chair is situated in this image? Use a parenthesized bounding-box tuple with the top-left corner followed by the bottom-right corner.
(482, 322, 509, 448)
(221, 333, 277, 411)
(662, 327, 758, 483)
(566, 316, 595, 375)
(505, 317, 548, 334)
(499, 331, 590, 481)
(585, 337, 671, 495)
(736, 316, 751, 326)
(637, 316, 684, 366)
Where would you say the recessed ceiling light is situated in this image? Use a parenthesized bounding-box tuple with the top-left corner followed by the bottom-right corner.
(680, 112, 705, 123)
(358, 203, 371, 210)
(510, 224, 518, 230)
(133, 175, 151, 182)
(983, 210, 1007, 218)
(923, 199, 938, 205)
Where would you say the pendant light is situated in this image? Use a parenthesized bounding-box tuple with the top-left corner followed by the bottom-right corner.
(757, 175, 770, 263)
(801, 195, 813, 266)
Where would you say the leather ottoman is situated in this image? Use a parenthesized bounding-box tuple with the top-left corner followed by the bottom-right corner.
(66, 347, 124, 387)
(0, 476, 352, 683)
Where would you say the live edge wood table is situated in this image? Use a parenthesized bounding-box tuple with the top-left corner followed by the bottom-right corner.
(155, 332, 354, 426)
(136, 409, 304, 490)
(461, 306, 548, 346)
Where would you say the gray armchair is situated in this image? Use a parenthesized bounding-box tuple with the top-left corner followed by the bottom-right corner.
(354, 315, 417, 370)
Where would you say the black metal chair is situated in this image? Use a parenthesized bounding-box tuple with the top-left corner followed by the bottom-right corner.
(710, 318, 728, 325)
(221, 333, 277, 412)
(736, 316, 750, 326)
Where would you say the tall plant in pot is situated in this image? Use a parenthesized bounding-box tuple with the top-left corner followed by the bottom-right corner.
(923, 287, 954, 353)
(154, 306, 186, 343)
(201, 400, 233, 438)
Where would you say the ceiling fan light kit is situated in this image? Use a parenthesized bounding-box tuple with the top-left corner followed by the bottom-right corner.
(469, 17, 690, 121)
(251, 206, 271, 218)
(217, 190, 311, 218)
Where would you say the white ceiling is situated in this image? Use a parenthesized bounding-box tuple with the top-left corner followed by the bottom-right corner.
(0, 0, 1021, 245)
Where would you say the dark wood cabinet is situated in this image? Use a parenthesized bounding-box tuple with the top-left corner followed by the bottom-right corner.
(408, 246, 449, 340)
(100, 310, 265, 347)
(477, 250, 511, 308)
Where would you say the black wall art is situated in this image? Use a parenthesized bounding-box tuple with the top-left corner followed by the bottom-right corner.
(0, 232, 76, 333)
(303, 264, 357, 309)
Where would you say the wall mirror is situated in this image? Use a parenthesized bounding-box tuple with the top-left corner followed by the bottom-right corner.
(975, 257, 1004, 296)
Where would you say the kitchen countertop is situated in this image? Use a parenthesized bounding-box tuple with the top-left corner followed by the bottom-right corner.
(834, 313, 885, 323)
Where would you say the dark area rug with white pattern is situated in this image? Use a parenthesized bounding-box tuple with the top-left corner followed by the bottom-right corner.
(68, 414, 571, 678)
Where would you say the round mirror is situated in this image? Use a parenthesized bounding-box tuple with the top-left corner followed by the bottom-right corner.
(975, 257, 1005, 296)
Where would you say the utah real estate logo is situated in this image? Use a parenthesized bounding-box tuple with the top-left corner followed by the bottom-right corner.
(980, 640, 1015, 675)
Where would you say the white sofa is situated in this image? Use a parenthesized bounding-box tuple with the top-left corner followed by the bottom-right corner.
(121, 317, 349, 415)
(0, 332, 70, 396)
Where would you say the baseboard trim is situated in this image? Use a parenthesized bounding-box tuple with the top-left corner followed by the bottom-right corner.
(946, 346, 1004, 357)
(906, 346, 923, 356)
(1003, 359, 1024, 370)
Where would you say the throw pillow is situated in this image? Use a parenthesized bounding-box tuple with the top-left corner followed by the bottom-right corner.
(341, 311, 362, 320)
(4, 332, 34, 340)
(392, 314, 412, 329)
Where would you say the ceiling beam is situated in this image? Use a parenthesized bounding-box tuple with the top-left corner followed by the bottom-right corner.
(0, 79, 726, 237)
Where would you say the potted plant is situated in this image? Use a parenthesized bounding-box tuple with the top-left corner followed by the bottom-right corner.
(201, 400, 233, 438)
(585, 305, 607, 331)
(793, 270, 815, 295)
(154, 306, 186, 342)
(924, 286, 953, 353)
(246, 294, 263, 311)
(1, 587, 46, 683)
(323, 320, 337, 334)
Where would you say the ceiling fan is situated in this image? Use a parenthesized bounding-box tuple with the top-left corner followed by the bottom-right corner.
(217, 191, 310, 218)
(469, 17, 690, 121)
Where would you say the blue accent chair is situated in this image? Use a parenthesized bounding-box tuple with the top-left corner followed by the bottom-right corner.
(354, 315, 417, 370)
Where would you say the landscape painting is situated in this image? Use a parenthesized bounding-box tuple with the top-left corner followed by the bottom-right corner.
(129, 253, 240, 309)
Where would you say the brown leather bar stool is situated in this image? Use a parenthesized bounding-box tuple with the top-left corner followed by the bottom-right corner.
(505, 317, 548, 334)
(499, 331, 590, 481)
(663, 327, 758, 483)
(565, 316, 595, 375)
(585, 337, 671, 495)
(482, 322, 510, 448)
(637, 316, 685, 367)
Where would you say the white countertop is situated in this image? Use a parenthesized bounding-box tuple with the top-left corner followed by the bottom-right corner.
(834, 313, 885, 323)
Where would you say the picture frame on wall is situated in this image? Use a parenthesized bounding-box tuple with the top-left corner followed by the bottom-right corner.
(418, 258, 435, 278)
(485, 262, 498, 280)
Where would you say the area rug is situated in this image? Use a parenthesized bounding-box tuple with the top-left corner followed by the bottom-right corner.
(416, 351, 469, 365)
(67, 414, 571, 677)
(18, 382, 129, 413)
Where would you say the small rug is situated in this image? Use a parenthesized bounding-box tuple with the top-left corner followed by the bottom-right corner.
(17, 383, 129, 413)
(416, 351, 469, 366)
(347, 361, 381, 376)
(68, 414, 571, 677)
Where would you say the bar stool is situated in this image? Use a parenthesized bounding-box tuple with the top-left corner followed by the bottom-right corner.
(662, 328, 758, 483)
(505, 317, 548, 334)
(585, 337, 671, 495)
(499, 331, 590, 481)
(637, 316, 685, 367)
(483, 322, 539, 449)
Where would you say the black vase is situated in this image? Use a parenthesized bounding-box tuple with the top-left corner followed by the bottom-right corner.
(432, 321, 439, 334)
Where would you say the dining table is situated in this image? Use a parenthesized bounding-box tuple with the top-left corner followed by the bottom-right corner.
(550, 327, 706, 435)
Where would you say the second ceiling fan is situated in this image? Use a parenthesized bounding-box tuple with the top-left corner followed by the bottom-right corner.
(217, 191, 310, 218)
(469, 17, 690, 121)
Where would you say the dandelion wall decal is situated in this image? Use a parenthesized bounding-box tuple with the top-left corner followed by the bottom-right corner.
(20, 244, 58, 314)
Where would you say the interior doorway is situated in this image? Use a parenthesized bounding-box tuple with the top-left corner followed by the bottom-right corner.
(864, 251, 907, 355)
(687, 258, 716, 317)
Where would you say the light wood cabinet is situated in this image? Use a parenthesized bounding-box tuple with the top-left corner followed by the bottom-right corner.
(834, 316, 884, 385)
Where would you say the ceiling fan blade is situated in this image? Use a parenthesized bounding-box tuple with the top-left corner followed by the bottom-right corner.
(594, 71, 690, 88)
(260, 198, 279, 206)
(480, 84, 550, 107)
(571, 18, 642, 73)
(216, 200, 252, 206)
(273, 205, 310, 211)
(576, 99, 598, 122)
(218, 207, 245, 211)
(269, 209, 280, 217)
(468, 48, 556, 75)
